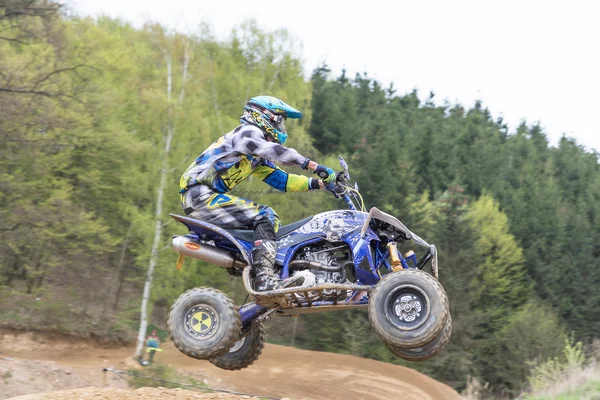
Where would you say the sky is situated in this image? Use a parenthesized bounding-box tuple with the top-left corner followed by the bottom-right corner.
(70, 0, 600, 152)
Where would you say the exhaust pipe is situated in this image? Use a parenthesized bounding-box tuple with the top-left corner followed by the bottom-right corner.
(172, 236, 247, 269)
(289, 260, 344, 272)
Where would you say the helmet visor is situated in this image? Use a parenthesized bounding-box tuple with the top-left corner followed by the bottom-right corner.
(274, 114, 286, 133)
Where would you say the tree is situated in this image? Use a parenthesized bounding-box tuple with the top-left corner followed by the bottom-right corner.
(134, 30, 190, 360)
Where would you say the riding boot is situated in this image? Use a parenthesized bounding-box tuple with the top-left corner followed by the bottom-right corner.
(252, 221, 281, 291)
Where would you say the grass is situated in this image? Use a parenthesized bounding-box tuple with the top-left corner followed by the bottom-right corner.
(127, 364, 206, 390)
(521, 366, 600, 400)
(463, 366, 600, 400)
(521, 337, 600, 400)
(463, 337, 600, 400)
(523, 379, 600, 400)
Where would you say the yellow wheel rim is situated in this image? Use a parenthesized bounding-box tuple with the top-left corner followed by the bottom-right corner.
(185, 305, 218, 338)
(191, 311, 212, 333)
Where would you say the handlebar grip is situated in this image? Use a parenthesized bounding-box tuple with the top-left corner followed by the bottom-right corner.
(325, 182, 345, 199)
(336, 171, 347, 183)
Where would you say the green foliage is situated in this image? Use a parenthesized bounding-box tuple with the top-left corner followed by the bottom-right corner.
(467, 194, 530, 331)
(528, 336, 586, 393)
(522, 335, 600, 400)
(0, 7, 315, 335)
(485, 300, 566, 393)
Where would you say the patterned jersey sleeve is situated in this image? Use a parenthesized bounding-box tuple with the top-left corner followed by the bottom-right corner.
(232, 125, 309, 168)
(253, 160, 319, 192)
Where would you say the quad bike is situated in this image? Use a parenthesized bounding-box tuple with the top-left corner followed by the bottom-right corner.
(168, 156, 451, 370)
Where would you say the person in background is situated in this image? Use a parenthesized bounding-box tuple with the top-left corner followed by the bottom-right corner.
(143, 330, 161, 365)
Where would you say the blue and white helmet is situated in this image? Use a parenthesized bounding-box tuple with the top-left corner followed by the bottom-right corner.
(240, 95, 303, 145)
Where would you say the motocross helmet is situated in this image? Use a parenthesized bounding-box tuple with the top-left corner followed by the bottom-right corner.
(240, 95, 303, 145)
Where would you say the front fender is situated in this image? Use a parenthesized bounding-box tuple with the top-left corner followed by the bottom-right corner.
(359, 208, 440, 279)
(360, 207, 431, 248)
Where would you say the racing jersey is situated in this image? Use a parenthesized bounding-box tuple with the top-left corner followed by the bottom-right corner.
(179, 123, 315, 196)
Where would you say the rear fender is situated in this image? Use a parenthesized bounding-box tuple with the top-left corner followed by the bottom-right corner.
(170, 214, 252, 265)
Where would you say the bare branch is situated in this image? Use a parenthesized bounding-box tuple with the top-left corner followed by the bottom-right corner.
(0, 0, 61, 21)
(0, 35, 27, 44)
(31, 64, 88, 91)
(0, 87, 55, 97)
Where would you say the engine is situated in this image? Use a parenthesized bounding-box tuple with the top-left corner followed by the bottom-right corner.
(290, 244, 352, 302)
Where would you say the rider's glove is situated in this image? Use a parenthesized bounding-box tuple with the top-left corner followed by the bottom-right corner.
(314, 164, 336, 184)
(308, 178, 323, 190)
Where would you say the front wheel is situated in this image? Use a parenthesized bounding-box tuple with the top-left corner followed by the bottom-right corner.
(210, 321, 265, 370)
(369, 269, 449, 348)
(168, 287, 241, 360)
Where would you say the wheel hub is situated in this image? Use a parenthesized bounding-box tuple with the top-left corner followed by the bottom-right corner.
(384, 285, 429, 331)
(395, 294, 422, 322)
(184, 305, 218, 339)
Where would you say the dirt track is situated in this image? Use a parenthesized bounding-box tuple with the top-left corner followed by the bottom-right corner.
(8, 387, 266, 400)
(0, 330, 462, 400)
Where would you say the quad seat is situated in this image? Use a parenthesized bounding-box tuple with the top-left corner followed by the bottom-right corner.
(225, 216, 313, 243)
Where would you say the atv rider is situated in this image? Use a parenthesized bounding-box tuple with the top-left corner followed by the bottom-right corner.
(179, 96, 337, 291)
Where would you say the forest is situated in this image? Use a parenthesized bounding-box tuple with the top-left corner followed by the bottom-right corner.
(1, 1, 599, 398)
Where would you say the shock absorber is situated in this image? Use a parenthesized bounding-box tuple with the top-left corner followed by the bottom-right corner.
(387, 242, 403, 272)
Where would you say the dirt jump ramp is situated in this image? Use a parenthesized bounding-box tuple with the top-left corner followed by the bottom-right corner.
(0, 330, 461, 400)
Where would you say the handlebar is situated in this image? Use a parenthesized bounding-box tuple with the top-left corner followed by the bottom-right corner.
(323, 155, 365, 211)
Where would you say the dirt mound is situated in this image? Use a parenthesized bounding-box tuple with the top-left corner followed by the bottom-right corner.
(0, 330, 462, 400)
(0, 358, 128, 400)
(7, 387, 268, 400)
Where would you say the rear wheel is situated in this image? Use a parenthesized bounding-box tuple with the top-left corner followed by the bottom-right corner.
(210, 322, 265, 370)
(168, 287, 241, 360)
(386, 314, 452, 361)
(369, 269, 449, 348)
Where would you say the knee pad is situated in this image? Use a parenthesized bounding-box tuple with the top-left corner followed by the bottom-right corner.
(254, 220, 275, 242)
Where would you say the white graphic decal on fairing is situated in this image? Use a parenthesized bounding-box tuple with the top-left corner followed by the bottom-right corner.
(325, 218, 346, 240)
(276, 235, 294, 248)
(296, 211, 364, 236)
